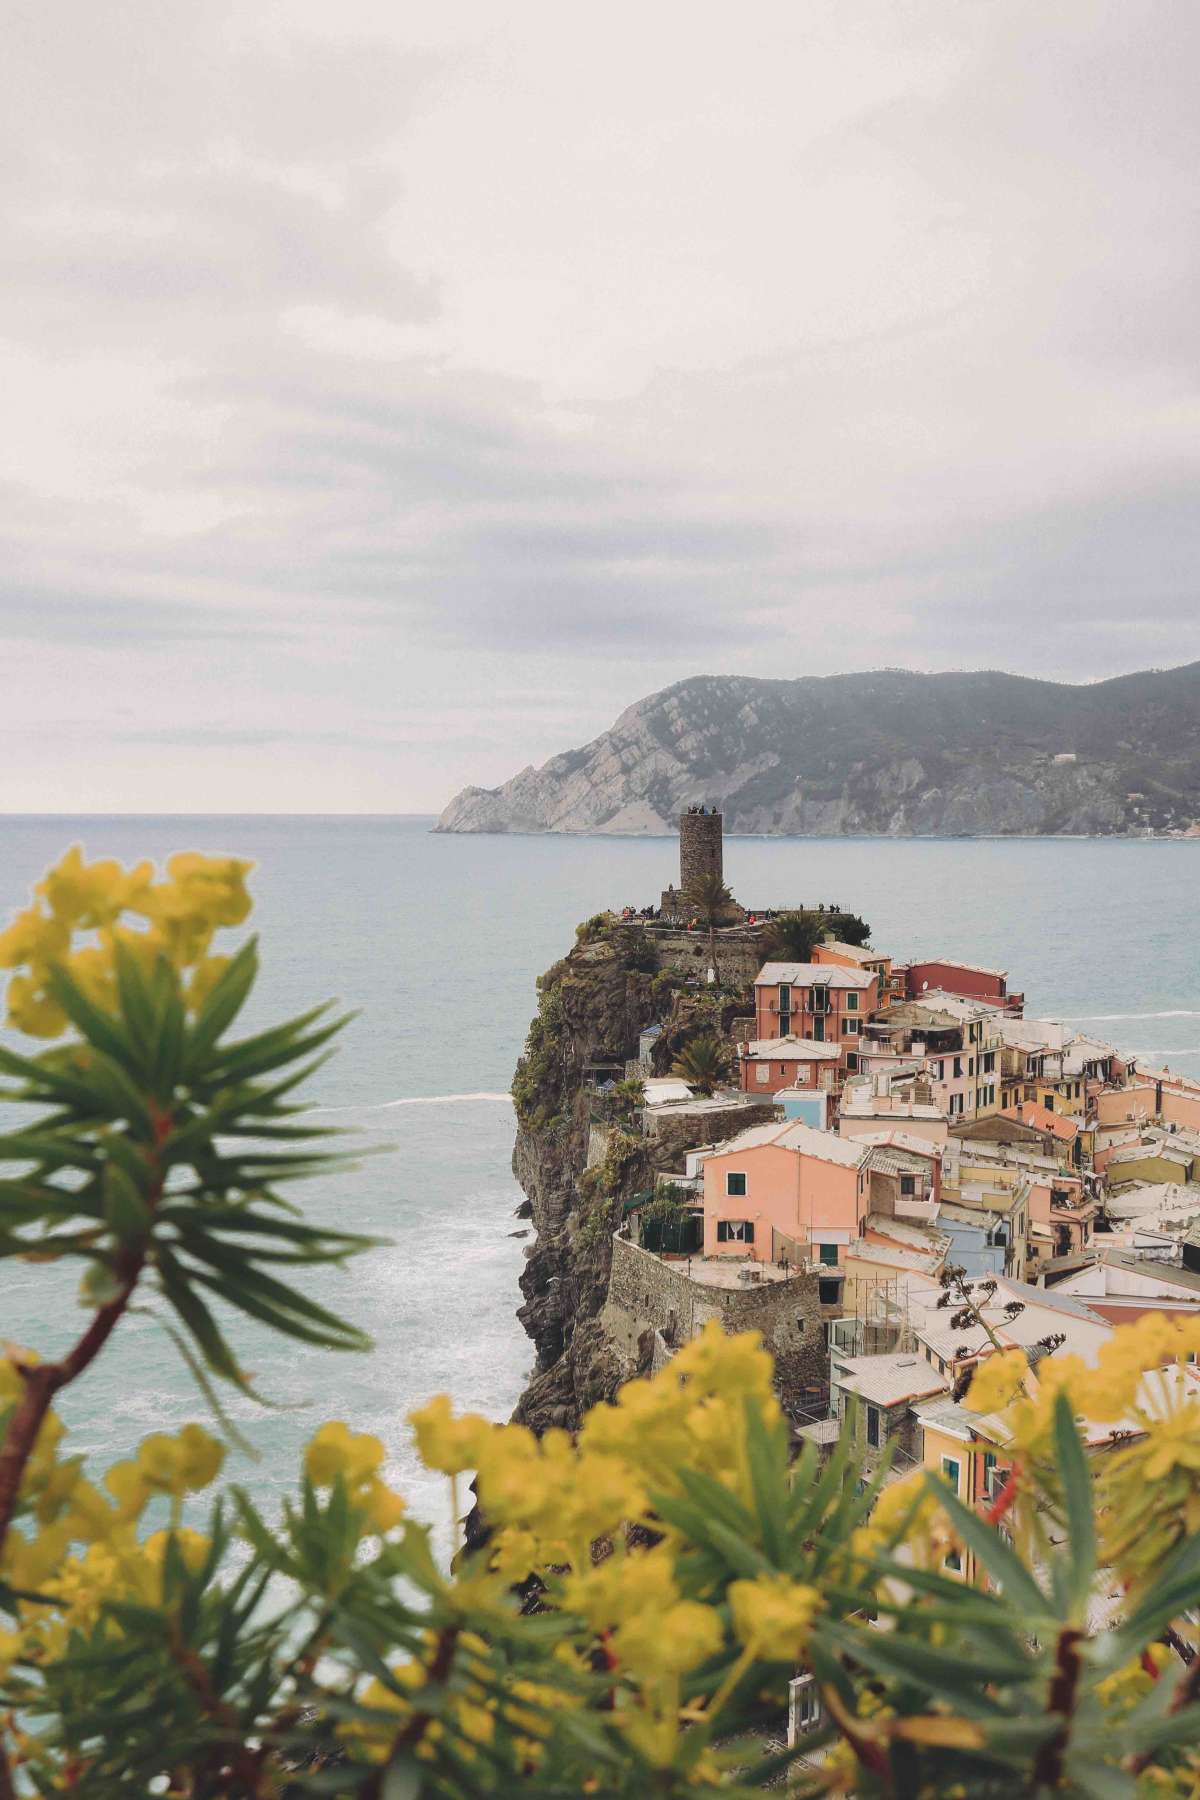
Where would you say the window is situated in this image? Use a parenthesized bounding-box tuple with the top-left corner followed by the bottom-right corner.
(866, 1405, 880, 1448)
(812, 1016, 825, 1042)
(900, 1175, 916, 1196)
(717, 1219, 754, 1243)
(811, 986, 830, 1014)
(790, 1676, 821, 1736)
(953, 1056, 963, 1078)
(725, 1171, 747, 1196)
(846, 1052, 859, 1072)
(846, 992, 858, 1011)
(755, 1063, 770, 1085)
(818, 1275, 842, 1304)
(968, 1057, 975, 1077)
(819, 1243, 840, 1266)
(982, 1451, 999, 1498)
(843, 1017, 860, 1036)
(941, 1456, 961, 1495)
(982, 1051, 995, 1074)
(945, 1548, 962, 1572)
(1044, 1094, 1055, 1111)
(776, 983, 791, 1013)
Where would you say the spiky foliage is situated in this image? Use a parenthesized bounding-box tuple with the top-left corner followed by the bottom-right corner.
(670, 1032, 729, 1096)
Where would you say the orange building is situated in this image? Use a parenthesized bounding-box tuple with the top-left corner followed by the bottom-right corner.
(753, 962, 878, 1076)
(701, 1120, 869, 1267)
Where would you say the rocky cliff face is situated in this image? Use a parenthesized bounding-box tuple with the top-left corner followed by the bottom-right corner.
(438, 663, 1200, 838)
(509, 919, 766, 1433)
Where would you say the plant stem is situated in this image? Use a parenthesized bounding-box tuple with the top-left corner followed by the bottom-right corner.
(0, 1258, 145, 1547)
(1031, 1626, 1083, 1789)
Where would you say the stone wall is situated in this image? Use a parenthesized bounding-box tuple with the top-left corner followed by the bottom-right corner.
(602, 1234, 826, 1397)
(680, 809, 724, 895)
(645, 1100, 778, 1166)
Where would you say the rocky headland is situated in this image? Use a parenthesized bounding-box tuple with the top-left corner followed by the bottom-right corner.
(507, 910, 853, 1432)
(438, 663, 1200, 839)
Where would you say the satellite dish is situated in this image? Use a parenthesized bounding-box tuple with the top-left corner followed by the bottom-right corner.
(922, 980, 929, 991)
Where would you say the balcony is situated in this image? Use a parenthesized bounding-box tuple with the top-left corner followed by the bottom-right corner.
(893, 1194, 938, 1222)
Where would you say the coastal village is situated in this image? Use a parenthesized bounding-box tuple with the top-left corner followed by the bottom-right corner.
(525, 812, 1200, 1647)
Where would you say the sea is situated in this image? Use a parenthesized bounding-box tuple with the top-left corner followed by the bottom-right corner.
(1, 815, 1198, 1541)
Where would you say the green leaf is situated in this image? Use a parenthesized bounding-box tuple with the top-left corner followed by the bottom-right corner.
(1053, 1389, 1096, 1619)
(186, 1265, 371, 1352)
(184, 938, 259, 1066)
(112, 939, 156, 1063)
(103, 1163, 151, 1245)
(43, 962, 140, 1074)
(156, 1250, 252, 1388)
(742, 1394, 788, 1564)
(923, 1474, 1054, 1623)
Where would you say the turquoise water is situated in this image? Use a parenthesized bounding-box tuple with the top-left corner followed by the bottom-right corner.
(1, 817, 1198, 1532)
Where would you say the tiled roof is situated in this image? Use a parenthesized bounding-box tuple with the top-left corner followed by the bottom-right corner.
(705, 1119, 867, 1168)
(833, 1353, 949, 1407)
(999, 1103, 1079, 1141)
(754, 962, 876, 989)
(743, 1035, 842, 1061)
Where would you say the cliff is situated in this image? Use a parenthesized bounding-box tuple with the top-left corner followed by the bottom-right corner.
(509, 917, 768, 1432)
(438, 663, 1200, 838)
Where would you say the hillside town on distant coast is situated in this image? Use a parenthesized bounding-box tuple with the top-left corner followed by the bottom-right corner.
(526, 808, 1200, 1713)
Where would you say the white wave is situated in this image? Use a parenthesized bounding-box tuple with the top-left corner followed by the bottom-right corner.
(308, 1092, 513, 1114)
(1064, 1009, 1200, 1022)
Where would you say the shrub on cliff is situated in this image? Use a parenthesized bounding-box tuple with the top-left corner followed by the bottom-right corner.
(670, 1032, 729, 1095)
(2, 851, 1200, 1795)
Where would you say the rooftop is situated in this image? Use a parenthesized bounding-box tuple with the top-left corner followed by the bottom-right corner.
(743, 1035, 843, 1062)
(682, 1257, 800, 1290)
(999, 1103, 1079, 1142)
(1105, 1181, 1200, 1223)
(706, 1119, 867, 1168)
(816, 941, 887, 965)
(754, 961, 876, 989)
(833, 1352, 950, 1408)
(853, 1129, 943, 1159)
(910, 956, 1009, 980)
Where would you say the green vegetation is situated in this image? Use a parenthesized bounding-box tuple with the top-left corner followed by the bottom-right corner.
(670, 1033, 729, 1096)
(761, 908, 826, 963)
(512, 982, 566, 1126)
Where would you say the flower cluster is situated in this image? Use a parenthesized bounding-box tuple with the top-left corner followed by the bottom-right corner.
(0, 845, 252, 1035)
(305, 1421, 407, 1534)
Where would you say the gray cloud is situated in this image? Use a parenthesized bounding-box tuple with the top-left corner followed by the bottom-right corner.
(0, 1, 1197, 810)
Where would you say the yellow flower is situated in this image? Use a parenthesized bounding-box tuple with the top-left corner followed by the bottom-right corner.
(727, 1574, 819, 1661)
(0, 903, 70, 970)
(306, 1421, 385, 1488)
(1140, 1404, 1200, 1481)
(5, 972, 67, 1038)
(612, 1600, 722, 1677)
(36, 848, 153, 929)
(964, 1349, 1028, 1416)
(358, 1478, 407, 1534)
(408, 1395, 492, 1477)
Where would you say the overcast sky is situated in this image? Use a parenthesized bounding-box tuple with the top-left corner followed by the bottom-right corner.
(4, 1, 1198, 812)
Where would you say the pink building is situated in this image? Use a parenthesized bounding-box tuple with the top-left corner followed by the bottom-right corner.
(753, 962, 878, 1076)
(702, 1120, 869, 1268)
(738, 1035, 843, 1095)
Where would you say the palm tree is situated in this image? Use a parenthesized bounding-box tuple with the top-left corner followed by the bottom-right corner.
(670, 1033, 728, 1096)
(688, 871, 736, 984)
(761, 908, 826, 963)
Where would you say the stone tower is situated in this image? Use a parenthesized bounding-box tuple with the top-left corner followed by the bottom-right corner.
(679, 807, 723, 897)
